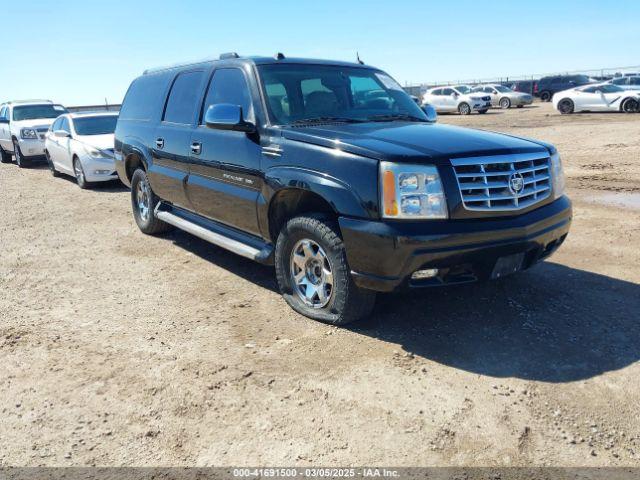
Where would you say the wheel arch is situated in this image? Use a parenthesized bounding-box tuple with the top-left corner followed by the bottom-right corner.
(262, 167, 371, 243)
(619, 96, 639, 111)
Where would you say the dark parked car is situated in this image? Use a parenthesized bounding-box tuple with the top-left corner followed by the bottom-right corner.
(508, 80, 536, 95)
(114, 53, 572, 325)
(534, 74, 593, 101)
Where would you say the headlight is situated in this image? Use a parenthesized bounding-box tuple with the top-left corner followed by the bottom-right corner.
(20, 128, 38, 139)
(83, 145, 112, 159)
(380, 162, 447, 219)
(550, 152, 566, 199)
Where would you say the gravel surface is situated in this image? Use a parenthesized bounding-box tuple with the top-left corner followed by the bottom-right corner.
(1, 102, 639, 466)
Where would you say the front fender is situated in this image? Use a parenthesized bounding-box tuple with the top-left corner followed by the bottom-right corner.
(258, 166, 375, 239)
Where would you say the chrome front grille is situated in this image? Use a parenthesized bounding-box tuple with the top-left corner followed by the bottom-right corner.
(451, 152, 551, 211)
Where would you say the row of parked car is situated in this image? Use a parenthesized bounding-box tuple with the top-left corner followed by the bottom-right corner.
(0, 100, 119, 186)
(0, 54, 573, 325)
(421, 73, 640, 115)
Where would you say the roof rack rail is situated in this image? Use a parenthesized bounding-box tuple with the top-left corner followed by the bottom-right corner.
(7, 99, 53, 104)
(219, 52, 240, 60)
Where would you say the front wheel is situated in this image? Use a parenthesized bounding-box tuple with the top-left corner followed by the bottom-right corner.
(73, 157, 91, 189)
(130, 168, 172, 235)
(499, 97, 511, 109)
(458, 102, 471, 115)
(275, 215, 375, 325)
(478, 109, 488, 114)
(622, 98, 639, 113)
(13, 139, 28, 168)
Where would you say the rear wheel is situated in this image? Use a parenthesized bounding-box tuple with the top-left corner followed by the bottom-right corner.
(621, 98, 639, 113)
(478, 109, 488, 114)
(558, 99, 574, 114)
(275, 215, 375, 325)
(13, 139, 28, 168)
(46, 151, 60, 177)
(540, 91, 552, 102)
(517, 105, 524, 108)
(458, 102, 471, 115)
(0, 145, 11, 163)
(130, 168, 172, 235)
(499, 97, 511, 109)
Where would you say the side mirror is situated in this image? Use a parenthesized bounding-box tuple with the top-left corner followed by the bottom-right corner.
(204, 104, 255, 133)
(54, 130, 70, 138)
(421, 104, 438, 123)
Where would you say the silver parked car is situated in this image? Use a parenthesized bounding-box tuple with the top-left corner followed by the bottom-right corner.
(471, 84, 533, 109)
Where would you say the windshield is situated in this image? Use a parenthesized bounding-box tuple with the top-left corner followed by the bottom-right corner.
(455, 85, 471, 94)
(494, 85, 511, 93)
(13, 104, 67, 121)
(258, 64, 427, 125)
(73, 115, 118, 136)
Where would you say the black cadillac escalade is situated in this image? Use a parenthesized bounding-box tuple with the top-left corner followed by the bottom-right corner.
(114, 53, 572, 324)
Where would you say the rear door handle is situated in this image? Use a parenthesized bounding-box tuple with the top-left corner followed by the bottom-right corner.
(155, 138, 164, 149)
(190, 142, 202, 155)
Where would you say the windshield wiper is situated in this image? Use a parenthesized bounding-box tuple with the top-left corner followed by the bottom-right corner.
(366, 113, 429, 123)
(291, 116, 365, 125)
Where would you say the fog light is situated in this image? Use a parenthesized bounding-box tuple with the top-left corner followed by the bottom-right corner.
(94, 169, 111, 175)
(411, 268, 438, 280)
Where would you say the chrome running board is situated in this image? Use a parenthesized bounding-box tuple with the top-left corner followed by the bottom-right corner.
(154, 203, 273, 264)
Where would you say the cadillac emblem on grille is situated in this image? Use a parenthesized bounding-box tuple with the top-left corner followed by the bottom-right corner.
(508, 172, 525, 195)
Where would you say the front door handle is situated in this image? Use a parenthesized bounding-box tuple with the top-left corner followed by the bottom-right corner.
(155, 138, 164, 149)
(190, 142, 202, 155)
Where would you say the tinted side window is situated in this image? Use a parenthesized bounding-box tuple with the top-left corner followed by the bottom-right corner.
(630, 77, 640, 85)
(201, 68, 253, 123)
(163, 71, 204, 124)
(442, 88, 454, 95)
(430, 89, 441, 95)
(120, 74, 171, 121)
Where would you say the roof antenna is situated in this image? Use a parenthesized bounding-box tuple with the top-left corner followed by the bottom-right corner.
(356, 52, 364, 65)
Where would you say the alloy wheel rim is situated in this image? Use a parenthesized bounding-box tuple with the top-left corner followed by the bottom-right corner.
(501, 99, 509, 108)
(560, 101, 572, 113)
(290, 239, 334, 309)
(460, 104, 470, 115)
(136, 179, 151, 221)
(74, 160, 84, 184)
(14, 143, 21, 165)
(623, 100, 637, 113)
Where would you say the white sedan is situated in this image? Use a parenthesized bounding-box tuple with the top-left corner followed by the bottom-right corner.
(45, 112, 119, 188)
(422, 85, 491, 115)
(553, 84, 640, 114)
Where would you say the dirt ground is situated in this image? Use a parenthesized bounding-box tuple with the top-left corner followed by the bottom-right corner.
(1, 102, 639, 467)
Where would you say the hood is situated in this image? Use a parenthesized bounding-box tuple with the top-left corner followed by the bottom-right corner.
(76, 134, 115, 151)
(282, 122, 550, 164)
(13, 118, 55, 129)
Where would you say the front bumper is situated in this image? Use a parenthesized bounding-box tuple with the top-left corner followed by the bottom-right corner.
(80, 155, 118, 182)
(339, 196, 572, 292)
(17, 138, 46, 158)
(471, 101, 491, 111)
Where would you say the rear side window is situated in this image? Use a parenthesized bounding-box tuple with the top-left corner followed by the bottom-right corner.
(163, 70, 205, 124)
(201, 68, 253, 123)
(120, 74, 170, 121)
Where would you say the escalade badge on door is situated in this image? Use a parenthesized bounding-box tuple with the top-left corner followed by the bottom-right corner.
(508, 172, 525, 195)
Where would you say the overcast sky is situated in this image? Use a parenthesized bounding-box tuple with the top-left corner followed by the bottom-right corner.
(2, 0, 639, 105)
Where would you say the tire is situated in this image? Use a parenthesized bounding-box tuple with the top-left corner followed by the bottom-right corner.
(540, 91, 552, 102)
(73, 156, 91, 189)
(130, 168, 172, 235)
(517, 105, 524, 108)
(499, 97, 511, 109)
(13, 139, 28, 168)
(0, 145, 11, 163)
(458, 102, 471, 115)
(558, 99, 574, 115)
(45, 151, 60, 177)
(621, 97, 639, 113)
(275, 215, 376, 325)
(478, 109, 488, 114)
